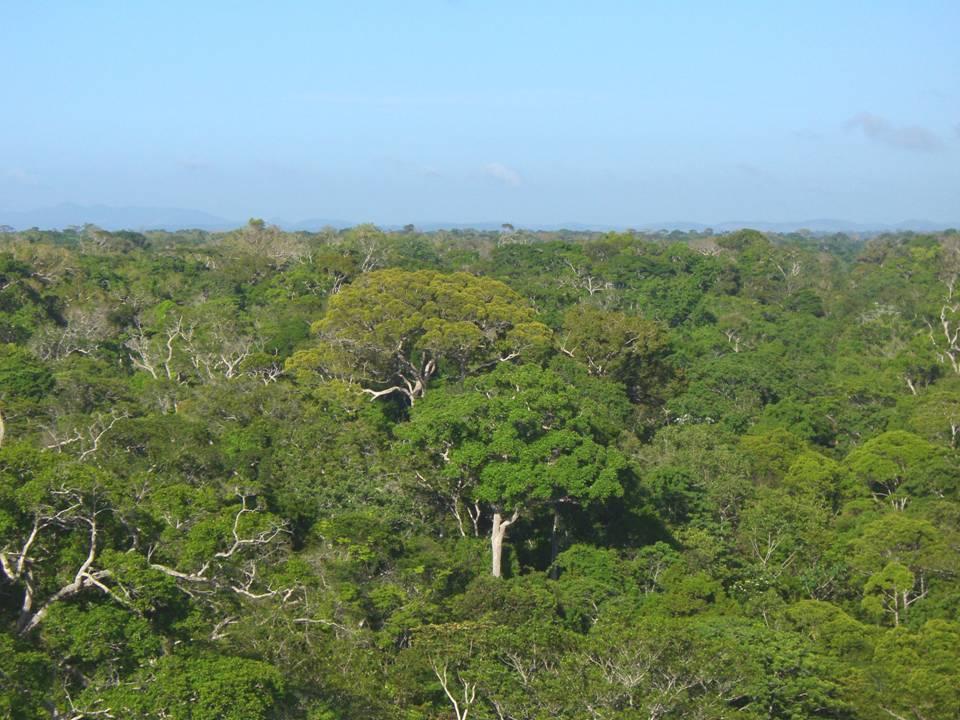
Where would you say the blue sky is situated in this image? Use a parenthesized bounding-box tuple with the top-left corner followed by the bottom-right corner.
(1, 1, 958, 226)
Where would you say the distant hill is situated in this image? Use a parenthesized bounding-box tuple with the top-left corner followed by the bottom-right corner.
(1, 204, 956, 234)
(274, 217, 357, 231)
(0, 204, 236, 231)
(702, 218, 957, 234)
(401, 219, 959, 234)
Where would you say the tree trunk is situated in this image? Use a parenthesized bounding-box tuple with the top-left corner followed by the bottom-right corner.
(490, 509, 519, 578)
(549, 504, 561, 579)
(491, 513, 506, 578)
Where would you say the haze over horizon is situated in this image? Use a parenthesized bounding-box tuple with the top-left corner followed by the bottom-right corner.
(2, 202, 958, 235)
(2, 1, 959, 226)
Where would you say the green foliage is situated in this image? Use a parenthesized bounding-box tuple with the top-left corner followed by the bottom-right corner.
(400, 362, 629, 514)
(0, 343, 53, 401)
(845, 430, 960, 506)
(98, 654, 287, 720)
(41, 602, 162, 676)
(2, 226, 960, 719)
(296, 268, 552, 401)
(740, 428, 807, 484)
(0, 634, 50, 720)
(866, 621, 960, 719)
(559, 304, 673, 404)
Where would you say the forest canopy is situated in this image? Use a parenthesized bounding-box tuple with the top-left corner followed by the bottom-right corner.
(1, 221, 959, 719)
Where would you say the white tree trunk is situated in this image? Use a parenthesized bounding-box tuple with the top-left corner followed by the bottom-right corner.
(550, 505, 561, 579)
(490, 509, 519, 578)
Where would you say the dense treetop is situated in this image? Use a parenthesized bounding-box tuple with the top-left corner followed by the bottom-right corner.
(1, 221, 959, 719)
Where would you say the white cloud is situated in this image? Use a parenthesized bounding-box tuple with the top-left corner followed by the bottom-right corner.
(735, 163, 771, 180)
(483, 162, 522, 187)
(4, 168, 40, 186)
(846, 112, 943, 152)
(177, 159, 209, 172)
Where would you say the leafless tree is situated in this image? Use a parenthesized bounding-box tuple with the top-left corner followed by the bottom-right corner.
(147, 491, 296, 616)
(43, 410, 129, 461)
(928, 304, 960, 375)
(125, 316, 191, 380)
(2, 482, 119, 635)
(31, 306, 113, 361)
(561, 259, 612, 296)
(433, 661, 478, 720)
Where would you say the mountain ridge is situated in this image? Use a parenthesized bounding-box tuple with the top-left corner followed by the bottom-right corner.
(2, 204, 956, 234)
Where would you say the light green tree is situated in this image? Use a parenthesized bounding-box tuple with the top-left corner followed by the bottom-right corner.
(291, 269, 551, 403)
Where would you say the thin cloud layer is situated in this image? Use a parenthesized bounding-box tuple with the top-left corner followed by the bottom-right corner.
(847, 112, 943, 152)
(3, 168, 41, 186)
(177, 159, 209, 172)
(483, 162, 522, 187)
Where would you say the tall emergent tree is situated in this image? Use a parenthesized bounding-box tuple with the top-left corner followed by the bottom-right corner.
(398, 363, 628, 576)
(293, 269, 552, 403)
(559, 304, 672, 404)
